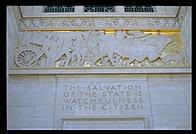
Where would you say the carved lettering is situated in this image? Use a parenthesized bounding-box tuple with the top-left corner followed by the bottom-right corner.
(61, 82, 146, 113)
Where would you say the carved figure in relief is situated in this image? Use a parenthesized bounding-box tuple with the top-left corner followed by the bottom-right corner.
(70, 32, 86, 66)
(161, 49, 185, 65)
(16, 32, 76, 67)
(93, 31, 173, 67)
(124, 32, 173, 67)
(80, 31, 98, 65)
(41, 33, 72, 66)
(91, 31, 109, 66)
(56, 32, 76, 67)
(69, 31, 96, 67)
(15, 30, 184, 68)
(91, 30, 126, 67)
(15, 32, 47, 67)
(41, 33, 60, 66)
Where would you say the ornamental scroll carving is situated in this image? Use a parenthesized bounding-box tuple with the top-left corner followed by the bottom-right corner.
(15, 31, 185, 68)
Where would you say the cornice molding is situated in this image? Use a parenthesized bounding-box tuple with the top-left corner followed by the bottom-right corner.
(9, 67, 191, 75)
(12, 6, 188, 31)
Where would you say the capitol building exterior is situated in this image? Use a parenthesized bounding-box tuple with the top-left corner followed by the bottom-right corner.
(7, 6, 192, 130)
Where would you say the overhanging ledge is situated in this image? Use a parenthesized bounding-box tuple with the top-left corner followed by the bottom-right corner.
(9, 67, 192, 75)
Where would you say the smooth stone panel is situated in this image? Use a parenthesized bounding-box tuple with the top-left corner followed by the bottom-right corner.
(151, 104, 190, 116)
(35, 104, 54, 118)
(148, 80, 182, 91)
(7, 82, 40, 106)
(7, 106, 35, 121)
(153, 115, 191, 130)
(150, 91, 186, 104)
(8, 117, 54, 130)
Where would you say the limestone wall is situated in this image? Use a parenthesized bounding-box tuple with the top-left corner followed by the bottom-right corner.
(7, 74, 191, 130)
(7, 6, 19, 71)
(180, 7, 192, 67)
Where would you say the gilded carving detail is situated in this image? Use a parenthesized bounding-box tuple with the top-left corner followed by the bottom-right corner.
(15, 30, 186, 68)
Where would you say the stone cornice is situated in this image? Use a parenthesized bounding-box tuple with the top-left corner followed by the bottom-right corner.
(12, 6, 188, 31)
(9, 67, 191, 75)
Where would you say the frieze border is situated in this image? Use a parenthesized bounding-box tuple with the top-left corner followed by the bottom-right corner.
(12, 6, 188, 31)
(9, 67, 191, 75)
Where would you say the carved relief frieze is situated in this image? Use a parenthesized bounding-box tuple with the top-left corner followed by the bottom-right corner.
(14, 30, 186, 68)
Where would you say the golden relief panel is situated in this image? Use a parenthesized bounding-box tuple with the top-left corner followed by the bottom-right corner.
(14, 30, 186, 68)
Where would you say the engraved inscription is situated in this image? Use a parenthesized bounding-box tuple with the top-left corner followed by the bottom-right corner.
(63, 84, 143, 111)
(56, 81, 150, 117)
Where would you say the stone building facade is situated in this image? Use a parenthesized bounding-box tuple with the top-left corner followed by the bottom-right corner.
(7, 6, 192, 130)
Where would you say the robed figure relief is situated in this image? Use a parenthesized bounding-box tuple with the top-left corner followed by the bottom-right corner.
(15, 30, 185, 68)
